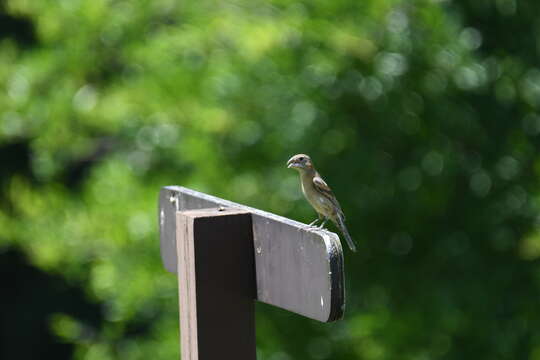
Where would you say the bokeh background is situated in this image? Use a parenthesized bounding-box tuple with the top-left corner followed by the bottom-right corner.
(2, 0, 540, 359)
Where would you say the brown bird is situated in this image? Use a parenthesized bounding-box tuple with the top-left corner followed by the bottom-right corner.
(287, 154, 357, 252)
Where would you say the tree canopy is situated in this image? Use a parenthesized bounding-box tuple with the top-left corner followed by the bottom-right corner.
(2, 0, 540, 359)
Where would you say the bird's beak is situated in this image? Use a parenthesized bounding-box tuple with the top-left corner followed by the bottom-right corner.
(287, 162, 301, 169)
(287, 157, 295, 168)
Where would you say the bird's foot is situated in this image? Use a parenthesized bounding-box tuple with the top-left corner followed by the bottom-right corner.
(300, 219, 330, 232)
(302, 225, 330, 233)
(299, 218, 321, 230)
(317, 219, 328, 229)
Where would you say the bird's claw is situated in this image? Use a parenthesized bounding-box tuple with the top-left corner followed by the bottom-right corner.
(300, 224, 330, 233)
(317, 219, 328, 230)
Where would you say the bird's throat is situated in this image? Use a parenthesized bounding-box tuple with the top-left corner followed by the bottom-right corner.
(299, 169, 316, 195)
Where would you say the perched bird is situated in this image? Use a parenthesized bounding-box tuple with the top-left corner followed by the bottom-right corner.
(287, 154, 357, 252)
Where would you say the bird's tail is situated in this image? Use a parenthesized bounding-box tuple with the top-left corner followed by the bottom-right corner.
(334, 214, 357, 252)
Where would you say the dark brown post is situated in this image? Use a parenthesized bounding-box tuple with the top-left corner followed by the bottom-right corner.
(176, 208, 256, 360)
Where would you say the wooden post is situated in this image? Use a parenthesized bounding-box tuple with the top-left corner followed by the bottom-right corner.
(159, 186, 346, 360)
(176, 208, 256, 360)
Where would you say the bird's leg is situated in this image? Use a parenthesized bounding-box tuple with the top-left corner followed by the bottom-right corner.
(317, 218, 328, 229)
(301, 218, 319, 230)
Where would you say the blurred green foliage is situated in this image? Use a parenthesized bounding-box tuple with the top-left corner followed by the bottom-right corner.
(2, 0, 540, 359)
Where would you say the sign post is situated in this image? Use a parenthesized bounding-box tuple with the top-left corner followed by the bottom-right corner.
(159, 186, 345, 359)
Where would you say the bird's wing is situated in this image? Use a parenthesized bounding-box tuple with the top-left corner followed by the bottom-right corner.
(313, 176, 345, 219)
(312, 176, 333, 195)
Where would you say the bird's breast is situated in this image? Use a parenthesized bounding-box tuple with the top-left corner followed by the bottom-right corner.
(310, 195, 334, 216)
(301, 180, 334, 216)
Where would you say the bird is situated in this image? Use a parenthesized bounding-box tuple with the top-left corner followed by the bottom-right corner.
(287, 154, 357, 252)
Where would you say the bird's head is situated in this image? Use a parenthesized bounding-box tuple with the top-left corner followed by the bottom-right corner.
(287, 154, 313, 171)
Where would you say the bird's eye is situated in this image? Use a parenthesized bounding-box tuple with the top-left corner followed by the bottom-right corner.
(299, 157, 304, 161)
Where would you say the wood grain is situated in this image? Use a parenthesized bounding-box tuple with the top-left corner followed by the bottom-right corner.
(161, 186, 345, 322)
